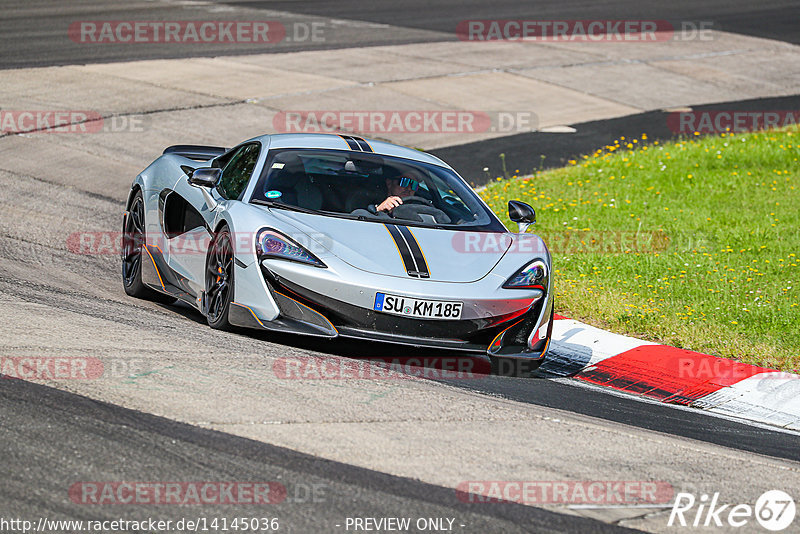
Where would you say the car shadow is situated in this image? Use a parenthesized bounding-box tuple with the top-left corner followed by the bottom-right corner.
(159, 300, 495, 377)
(536, 326, 595, 378)
(158, 299, 602, 380)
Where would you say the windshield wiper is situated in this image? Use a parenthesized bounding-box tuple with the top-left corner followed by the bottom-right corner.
(251, 198, 318, 214)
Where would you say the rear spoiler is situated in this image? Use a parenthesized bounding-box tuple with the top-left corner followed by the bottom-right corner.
(163, 145, 227, 161)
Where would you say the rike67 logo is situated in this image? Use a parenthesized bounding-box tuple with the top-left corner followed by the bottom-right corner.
(669, 490, 796, 531)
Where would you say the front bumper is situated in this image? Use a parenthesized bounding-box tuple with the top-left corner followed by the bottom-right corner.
(230, 257, 553, 363)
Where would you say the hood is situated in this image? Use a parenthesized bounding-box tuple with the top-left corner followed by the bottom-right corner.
(270, 210, 512, 283)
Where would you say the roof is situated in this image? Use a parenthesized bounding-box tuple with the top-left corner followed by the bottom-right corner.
(244, 133, 452, 170)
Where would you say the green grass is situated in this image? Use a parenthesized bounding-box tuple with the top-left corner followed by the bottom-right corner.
(479, 128, 800, 371)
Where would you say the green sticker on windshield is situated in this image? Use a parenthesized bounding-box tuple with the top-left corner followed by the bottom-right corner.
(266, 190, 282, 199)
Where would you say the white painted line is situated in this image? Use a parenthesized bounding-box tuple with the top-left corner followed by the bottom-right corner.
(701, 372, 800, 429)
(552, 377, 800, 437)
(545, 319, 656, 375)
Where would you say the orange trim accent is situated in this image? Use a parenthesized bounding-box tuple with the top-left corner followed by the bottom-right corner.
(143, 245, 166, 291)
(337, 134, 355, 148)
(274, 290, 338, 334)
(489, 319, 524, 352)
(540, 336, 552, 356)
(231, 302, 265, 327)
(360, 137, 374, 152)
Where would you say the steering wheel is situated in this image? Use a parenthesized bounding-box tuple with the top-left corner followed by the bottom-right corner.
(398, 195, 432, 206)
(387, 195, 431, 218)
(390, 195, 451, 224)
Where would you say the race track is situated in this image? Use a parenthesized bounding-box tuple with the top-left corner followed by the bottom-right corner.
(1, 1, 800, 532)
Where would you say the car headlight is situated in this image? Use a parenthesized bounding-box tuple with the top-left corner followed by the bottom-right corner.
(503, 259, 548, 290)
(256, 228, 326, 268)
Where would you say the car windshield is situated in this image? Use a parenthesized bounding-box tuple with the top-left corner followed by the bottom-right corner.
(249, 148, 504, 231)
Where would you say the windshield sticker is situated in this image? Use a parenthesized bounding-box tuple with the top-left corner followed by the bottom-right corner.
(271, 162, 285, 169)
(266, 190, 282, 199)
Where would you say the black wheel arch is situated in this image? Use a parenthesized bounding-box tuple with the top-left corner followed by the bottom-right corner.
(126, 184, 143, 211)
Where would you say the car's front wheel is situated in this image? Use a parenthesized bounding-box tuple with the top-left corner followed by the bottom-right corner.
(205, 225, 235, 330)
(121, 190, 177, 304)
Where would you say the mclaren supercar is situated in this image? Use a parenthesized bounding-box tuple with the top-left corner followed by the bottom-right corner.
(122, 133, 554, 371)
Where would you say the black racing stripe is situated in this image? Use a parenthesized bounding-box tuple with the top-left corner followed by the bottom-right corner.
(339, 135, 360, 151)
(385, 224, 419, 277)
(396, 225, 430, 278)
(353, 137, 372, 152)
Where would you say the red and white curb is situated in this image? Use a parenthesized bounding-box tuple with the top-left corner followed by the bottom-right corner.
(545, 314, 800, 431)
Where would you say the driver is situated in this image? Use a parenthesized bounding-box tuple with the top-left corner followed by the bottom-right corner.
(370, 173, 420, 214)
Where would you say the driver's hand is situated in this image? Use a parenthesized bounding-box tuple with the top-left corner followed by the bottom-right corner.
(377, 196, 403, 212)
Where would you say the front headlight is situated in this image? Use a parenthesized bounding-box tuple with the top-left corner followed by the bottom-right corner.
(256, 228, 326, 268)
(503, 259, 548, 290)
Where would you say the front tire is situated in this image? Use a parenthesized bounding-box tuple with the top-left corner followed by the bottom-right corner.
(121, 190, 177, 305)
(205, 226, 235, 330)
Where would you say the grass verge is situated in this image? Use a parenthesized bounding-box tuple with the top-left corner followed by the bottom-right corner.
(479, 127, 799, 371)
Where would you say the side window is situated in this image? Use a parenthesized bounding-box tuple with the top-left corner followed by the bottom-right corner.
(218, 144, 260, 200)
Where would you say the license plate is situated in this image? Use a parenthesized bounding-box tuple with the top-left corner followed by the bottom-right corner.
(374, 293, 463, 320)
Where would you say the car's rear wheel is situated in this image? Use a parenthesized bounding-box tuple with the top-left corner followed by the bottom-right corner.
(205, 226, 235, 330)
(121, 190, 177, 304)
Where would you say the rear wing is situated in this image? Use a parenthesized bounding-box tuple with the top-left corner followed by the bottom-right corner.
(163, 145, 227, 161)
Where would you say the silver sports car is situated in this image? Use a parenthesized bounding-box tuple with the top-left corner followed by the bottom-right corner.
(122, 133, 553, 372)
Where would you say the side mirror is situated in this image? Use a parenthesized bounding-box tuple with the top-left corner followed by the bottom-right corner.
(508, 200, 536, 233)
(188, 168, 221, 188)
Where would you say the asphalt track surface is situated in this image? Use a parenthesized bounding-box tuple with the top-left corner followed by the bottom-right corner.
(437, 375, 800, 463)
(226, 0, 800, 45)
(2, 1, 800, 532)
(0, 378, 630, 533)
(2, 0, 798, 69)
